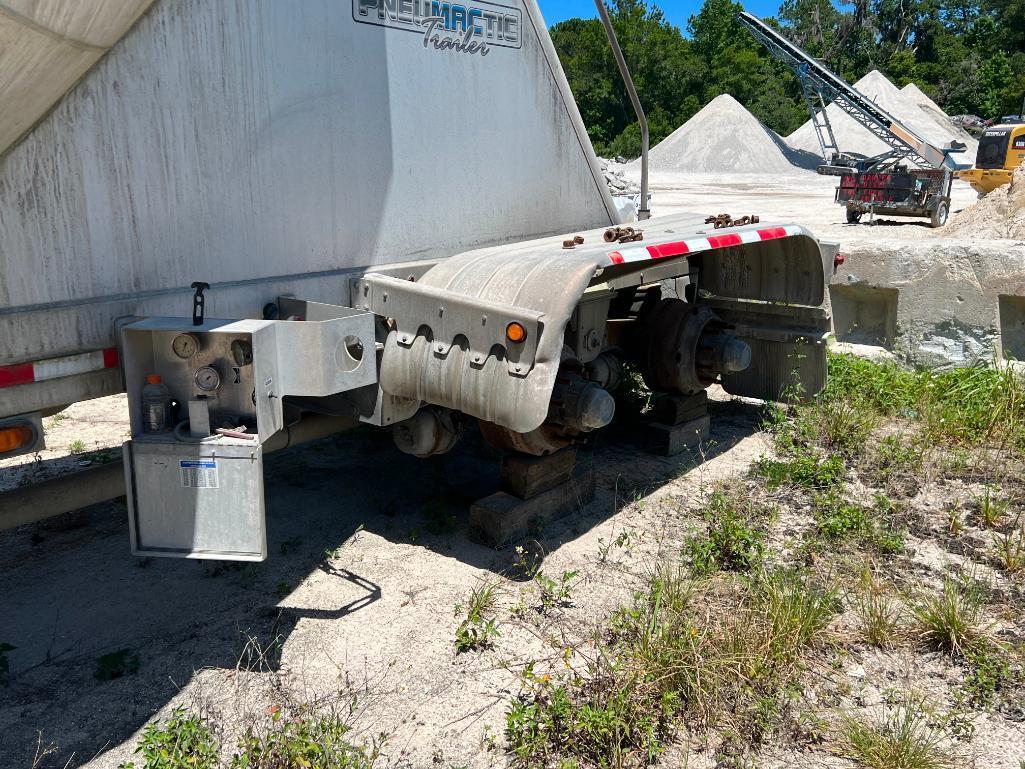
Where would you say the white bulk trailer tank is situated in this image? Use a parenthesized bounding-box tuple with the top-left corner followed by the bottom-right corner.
(0, 0, 618, 417)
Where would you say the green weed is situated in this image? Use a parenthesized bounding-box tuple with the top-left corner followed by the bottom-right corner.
(824, 353, 1025, 450)
(839, 696, 959, 769)
(975, 485, 1009, 528)
(811, 492, 904, 554)
(597, 529, 635, 564)
(756, 450, 846, 490)
(862, 435, 926, 490)
(454, 578, 501, 653)
(960, 643, 1021, 707)
(120, 707, 382, 769)
(68, 439, 86, 454)
(506, 567, 837, 767)
(118, 708, 219, 769)
(534, 570, 580, 614)
(684, 492, 765, 575)
(232, 709, 382, 768)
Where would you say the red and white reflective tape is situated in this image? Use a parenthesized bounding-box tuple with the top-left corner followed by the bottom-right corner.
(607, 225, 805, 265)
(0, 347, 119, 389)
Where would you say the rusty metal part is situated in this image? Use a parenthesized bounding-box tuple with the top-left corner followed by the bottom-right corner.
(704, 213, 761, 229)
(605, 225, 643, 243)
(479, 420, 573, 455)
(573, 235, 585, 245)
(392, 406, 462, 457)
(562, 239, 576, 249)
(638, 299, 751, 395)
(478, 366, 616, 456)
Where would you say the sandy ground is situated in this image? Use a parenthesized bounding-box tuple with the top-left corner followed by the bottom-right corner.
(0, 390, 769, 768)
(627, 167, 980, 244)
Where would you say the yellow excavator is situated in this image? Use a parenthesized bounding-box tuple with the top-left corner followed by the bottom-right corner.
(958, 118, 1025, 194)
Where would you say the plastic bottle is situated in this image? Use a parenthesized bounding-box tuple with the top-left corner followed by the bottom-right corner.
(142, 374, 172, 433)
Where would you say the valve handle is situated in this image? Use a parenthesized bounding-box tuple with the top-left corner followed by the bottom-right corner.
(191, 281, 210, 327)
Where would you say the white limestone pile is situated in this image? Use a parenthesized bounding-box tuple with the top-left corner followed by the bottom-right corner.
(646, 93, 818, 174)
(598, 157, 640, 195)
(944, 162, 1025, 239)
(787, 71, 975, 166)
(901, 82, 978, 162)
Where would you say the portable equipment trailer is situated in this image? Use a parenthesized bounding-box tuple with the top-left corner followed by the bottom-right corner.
(0, 0, 835, 558)
(737, 10, 970, 227)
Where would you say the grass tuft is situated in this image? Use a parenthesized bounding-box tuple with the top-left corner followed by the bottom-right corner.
(909, 577, 987, 656)
(855, 592, 904, 649)
(506, 567, 837, 767)
(839, 696, 959, 769)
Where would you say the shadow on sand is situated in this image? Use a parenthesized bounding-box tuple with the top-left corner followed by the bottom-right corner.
(0, 396, 762, 767)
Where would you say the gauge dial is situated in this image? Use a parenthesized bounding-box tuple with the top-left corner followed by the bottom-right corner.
(194, 365, 221, 392)
(230, 339, 253, 367)
(172, 333, 200, 359)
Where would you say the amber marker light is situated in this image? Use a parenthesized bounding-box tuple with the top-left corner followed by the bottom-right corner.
(0, 424, 35, 455)
(506, 321, 527, 344)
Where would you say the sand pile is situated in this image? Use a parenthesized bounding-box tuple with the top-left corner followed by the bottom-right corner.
(944, 162, 1025, 239)
(646, 93, 819, 173)
(787, 71, 976, 166)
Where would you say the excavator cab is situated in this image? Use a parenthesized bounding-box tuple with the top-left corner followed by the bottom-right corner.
(959, 122, 1025, 194)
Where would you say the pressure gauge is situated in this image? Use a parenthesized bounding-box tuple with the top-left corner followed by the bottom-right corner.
(230, 339, 253, 367)
(172, 333, 200, 359)
(194, 365, 221, 392)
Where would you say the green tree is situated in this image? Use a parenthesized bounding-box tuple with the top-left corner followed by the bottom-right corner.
(550, 0, 702, 157)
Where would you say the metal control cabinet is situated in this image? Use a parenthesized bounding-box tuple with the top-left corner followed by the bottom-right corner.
(121, 310, 375, 560)
(125, 440, 266, 560)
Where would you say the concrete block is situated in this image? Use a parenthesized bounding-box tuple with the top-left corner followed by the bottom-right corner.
(500, 448, 576, 500)
(651, 391, 708, 426)
(829, 284, 898, 348)
(830, 241, 1025, 367)
(469, 467, 595, 549)
(999, 295, 1025, 361)
(645, 415, 711, 456)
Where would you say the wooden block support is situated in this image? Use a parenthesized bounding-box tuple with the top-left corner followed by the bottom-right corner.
(645, 415, 711, 456)
(470, 467, 595, 549)
(500, 447, 577, 500)
(652, 391, 708, 426)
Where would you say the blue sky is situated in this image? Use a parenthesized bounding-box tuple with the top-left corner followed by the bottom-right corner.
(536, 0, 782, 32)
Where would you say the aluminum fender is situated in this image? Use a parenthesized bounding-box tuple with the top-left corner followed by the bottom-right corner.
(606, 224, 827, 307)
(375, 250, 606, 434)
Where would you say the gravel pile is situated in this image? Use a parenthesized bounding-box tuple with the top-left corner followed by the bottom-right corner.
(644, 94, 819, 174)
(944, 162, 1025, 239)
(787, 71, 976, 166)
(598, 157, 640, 195)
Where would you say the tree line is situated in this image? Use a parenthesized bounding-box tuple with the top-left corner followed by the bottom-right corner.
(550, 0, 1025, 158)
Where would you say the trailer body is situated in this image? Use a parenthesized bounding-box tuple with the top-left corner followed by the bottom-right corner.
(0, 0, 616, 419)
(0, 0, 836, 557)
